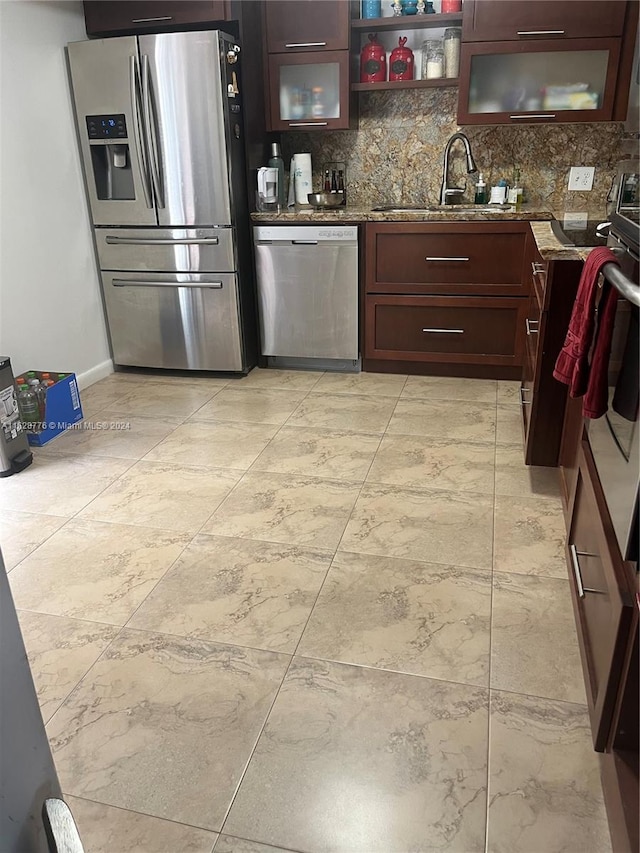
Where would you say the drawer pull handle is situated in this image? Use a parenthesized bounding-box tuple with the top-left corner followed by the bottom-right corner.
(132, 15, 173, 22)
(526, 318, 539, 335)
(105, 236, 219, 246)
(422, 327, 464, 334)
(112, 279, 223, 289)
(517, 29, 565, 36)
(285, 42, 327, 48)
(531, 261, 546, 275)
(288, 122, 329, 127)
(425, 256, 470, 262)
(570, 544, 605, 598)
(520, 386, 531, 405)
(510, 114, 556, 120)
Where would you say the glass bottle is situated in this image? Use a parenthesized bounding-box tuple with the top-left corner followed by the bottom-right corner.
(443, 28, 461, 78)
(422, 39, 444, 79)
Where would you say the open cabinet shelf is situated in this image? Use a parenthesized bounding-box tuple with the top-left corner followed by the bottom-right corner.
(351, 78, 458, 91)
(351, 12, 463, 32)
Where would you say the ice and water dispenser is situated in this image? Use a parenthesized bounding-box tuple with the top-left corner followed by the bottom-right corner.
(86, 113, 134, 200)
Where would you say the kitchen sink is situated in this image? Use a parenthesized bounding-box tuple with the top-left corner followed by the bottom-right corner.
(372, 204, 514, 213)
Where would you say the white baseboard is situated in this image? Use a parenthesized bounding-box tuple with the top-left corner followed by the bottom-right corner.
(76, 359, 114, 390)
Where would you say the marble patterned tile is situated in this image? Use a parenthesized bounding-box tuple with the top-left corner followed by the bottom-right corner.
(230, 368, 323, 393)
(79, 382, 132, 419)
(47, 630, 290, 831)
(10, 519, 190, 624)
(104, 383, 221, 420)
(46, 414, 182, 461)
(130, 534, 331, 653)
(495, 446, 561, 500)
(496, 405, 523, 447)
(340, 483, 494, 570)
(223, 658, 488, 853)
(494, 496, 567, 579)
(17, 612, 117, 723)
(491, 573, 586, 704)
(402, 376, 497, 404)
(251, 427, 381, 482)
(487, 691, 612, 853)
(92, 372, 229, 391)
(0, 510, 65, 571)
(298, 551, 491, 686)
(312, 371, 407, 398)
(215, 837, 292, 853)
(65, 796, 218, 853)
(0, 453, 132, 517)
(387, 399, 496, 443)
(144, 421, 279, 470)
(286, 393, 396, 434)
(367, 434, 495, 494)
(192, 388, 307, 426)
(79, 461, 241, 534)
(203, 472, 360, 550)
(496, 380, 521, 405)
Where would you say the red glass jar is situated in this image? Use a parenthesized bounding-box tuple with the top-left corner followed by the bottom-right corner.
(389, 36, 414, 82)
(360, 33, 386, 83)
(441, 0, 462, 12)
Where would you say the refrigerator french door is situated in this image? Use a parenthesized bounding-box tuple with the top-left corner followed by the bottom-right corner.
(67, 31, 256, 372)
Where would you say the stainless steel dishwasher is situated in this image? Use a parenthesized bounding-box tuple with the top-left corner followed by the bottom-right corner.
(253, 225, 359, 370)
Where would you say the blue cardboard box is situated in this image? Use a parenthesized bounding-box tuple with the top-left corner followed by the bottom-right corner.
(24, 372, 83, 447)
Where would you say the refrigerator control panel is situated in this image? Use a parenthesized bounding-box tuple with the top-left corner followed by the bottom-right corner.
(86, 114, 127, 140)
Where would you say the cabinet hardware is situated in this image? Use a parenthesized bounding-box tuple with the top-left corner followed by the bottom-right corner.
(132, 15, 172, 22)
(422, 328, 464, 334)
(292, 240, 319, 245)
(526, 318, 539, 335)
(517, 29, 565, 36)
(531, 261, 546, 275)
(595, 222, 611, 238)
(285, 41, 327, 48)
(570, 544, 605, 598)
(510, 114, 556, 120)
(520, 386, 531, 405)
(288, 121, 328, 127)
(425, 256, 470, 262)
(106, 236, 219, 245)
(112, 279, 223, 288)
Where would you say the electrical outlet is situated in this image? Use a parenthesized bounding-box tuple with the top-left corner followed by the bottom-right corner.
(568, 167, 595, 191)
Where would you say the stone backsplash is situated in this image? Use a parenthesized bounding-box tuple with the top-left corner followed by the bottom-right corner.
(281, 88, 626, 211)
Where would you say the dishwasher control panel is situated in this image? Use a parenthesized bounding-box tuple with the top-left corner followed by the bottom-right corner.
(253, 225, 358, 243)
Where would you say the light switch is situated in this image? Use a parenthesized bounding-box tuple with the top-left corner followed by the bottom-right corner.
(568, 167, 595, 191)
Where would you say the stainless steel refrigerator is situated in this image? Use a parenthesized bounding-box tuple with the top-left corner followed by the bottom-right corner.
(67, 30, 257, 372)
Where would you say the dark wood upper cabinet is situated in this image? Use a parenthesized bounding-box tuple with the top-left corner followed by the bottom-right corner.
(83, 1, 230, 37)
(462, 0, 627, 42)
(264, 0, 350, 53)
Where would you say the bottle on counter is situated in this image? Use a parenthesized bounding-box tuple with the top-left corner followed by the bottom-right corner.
(507, 168, 523, 209)
(323, 170, 331, 192)
(331, 169, 338, 192)
(474, 173, 488, 205)
(268, 142, 286, 208)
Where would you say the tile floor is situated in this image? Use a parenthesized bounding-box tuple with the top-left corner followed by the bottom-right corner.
(1, 369, 612, 853)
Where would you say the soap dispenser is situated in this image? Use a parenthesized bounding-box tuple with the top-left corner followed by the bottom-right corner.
(474, 173, 487, 205)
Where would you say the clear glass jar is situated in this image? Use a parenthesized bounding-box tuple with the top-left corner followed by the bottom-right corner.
(422, 39, 444, 80)
(443, 27, 461, 79)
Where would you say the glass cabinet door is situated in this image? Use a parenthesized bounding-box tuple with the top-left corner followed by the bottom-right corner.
(268, 52, 350, 131)
(458, 38, 621, 124)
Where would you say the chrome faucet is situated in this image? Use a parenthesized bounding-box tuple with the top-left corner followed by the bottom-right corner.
(439, 132, 478, 205)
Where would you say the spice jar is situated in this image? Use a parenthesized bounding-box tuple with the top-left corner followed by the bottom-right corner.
(422, 39, 444, 79)
(443, 27, 461, 78)
(389, 37, 414, 81)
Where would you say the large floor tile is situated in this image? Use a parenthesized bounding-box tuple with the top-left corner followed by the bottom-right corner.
(491, 573, 586, 704)
(79, 382, 132, 418)
(299, 552, 491, 686)
(215, 837, 292, 853)
(105, 383, 221, 420)
(130, 535, 331, 653)
(487, 691, 611, 853)
(251, 427, 380, 482)
(144, 421, 278, 470)
(0, 509, 65, 571)
(402, 376, 497, 403)
(47, 414, 182, 460)
(10, 519, 190, 624)
(494, 496, 567, 579)
(312, 371, 406, 397)
(192, 388, 306, 426)
(0, 453, 132, 517)
(230, 367, 323, 393)
(223, 658, 488, 853)
(47, 630, 290, 831)
(367, 434, 495, 494)
(65, 796, 218, 853)
(203, 472, 360, 550)
(79, 461, 241, 534)
(387, 398, 496, 443)
(496, 404, 523, 447)
(17, 612, 117, 723)
(286, 393, 396, 434)
(340, 483, 494, 570)
(495, 445, 561, 499)
(496, 380, 521, 405)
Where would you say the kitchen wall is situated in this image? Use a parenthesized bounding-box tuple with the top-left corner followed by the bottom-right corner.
(0, 0, 112, 388)
(282, 87, 626, 211)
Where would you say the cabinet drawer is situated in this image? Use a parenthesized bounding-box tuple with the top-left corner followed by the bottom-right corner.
(365, 295, 528, 366)
(567, 440, 635, 750)
(369, 224, 529, 295)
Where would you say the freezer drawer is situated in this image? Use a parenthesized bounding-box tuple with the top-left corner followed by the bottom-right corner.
(101, 272, 243, 370)
(254, 241, 358, 360)
(96, 227, 235, 272)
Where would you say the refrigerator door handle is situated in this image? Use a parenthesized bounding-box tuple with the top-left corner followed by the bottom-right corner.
(105, 236, 220, 245)
(141, 54, 165, 209)
(129, 55, 153, 209)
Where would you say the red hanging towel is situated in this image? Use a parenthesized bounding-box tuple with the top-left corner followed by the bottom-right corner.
(553, 246, 620, 417)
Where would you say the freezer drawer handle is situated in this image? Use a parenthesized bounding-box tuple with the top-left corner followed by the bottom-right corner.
(112, 279, 224, 289)
(129, 55, 153, 209)
(425, 256, 470, 262)
(105, 236, 220, 246)
(285, 42, 327, 48)
(288, 122, 329, 127)
(569, 544, 605, 598)
(422, 327, 464, 334)
(132, 15, 173, 22)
